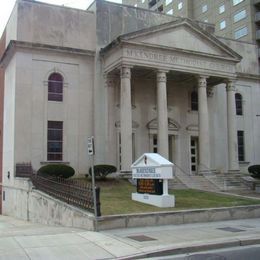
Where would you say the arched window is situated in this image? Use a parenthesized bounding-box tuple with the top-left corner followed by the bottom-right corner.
(48, 73, 63, 101)
(191, 91, 198, 111)
(235, 93, 243, 115)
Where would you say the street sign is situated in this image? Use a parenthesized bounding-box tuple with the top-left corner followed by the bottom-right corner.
(88, 136, 95, 155)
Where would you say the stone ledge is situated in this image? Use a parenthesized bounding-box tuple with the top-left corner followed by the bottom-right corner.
(97, 205, 260, 230)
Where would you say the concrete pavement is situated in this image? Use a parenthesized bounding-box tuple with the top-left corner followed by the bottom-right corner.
(0, 215, 260, 259)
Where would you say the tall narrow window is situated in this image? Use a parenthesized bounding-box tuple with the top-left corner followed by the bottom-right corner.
(237, 131, 245, 161)
(48, 121, 63, 161)
(235, 93, 243, 115)
(48, 73, 63, 101)
(191, 91, 198, 111)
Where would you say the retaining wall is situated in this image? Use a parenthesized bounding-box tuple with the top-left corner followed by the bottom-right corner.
(2, 179, 260, 231)
(2, 178, 95, 230)
(97, 205, 260, 230)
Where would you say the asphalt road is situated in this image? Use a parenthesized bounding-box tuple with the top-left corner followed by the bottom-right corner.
(148, 245, 260, 260)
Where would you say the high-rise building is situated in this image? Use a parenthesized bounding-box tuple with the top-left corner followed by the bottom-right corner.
(123, 0, 259, 45)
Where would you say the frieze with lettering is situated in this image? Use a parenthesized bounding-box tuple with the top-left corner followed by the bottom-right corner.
(124, 48, 234, 73)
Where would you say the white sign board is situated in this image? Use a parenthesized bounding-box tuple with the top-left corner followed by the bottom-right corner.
(87, 136, 95, 155)
(131, 153, 175, 208)
(131, 153, 174, 179)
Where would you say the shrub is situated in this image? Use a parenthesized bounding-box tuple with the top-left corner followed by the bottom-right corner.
(88, 165, 117, 179)
(248, 165, 260, 179)
(38, 164, 75, 179)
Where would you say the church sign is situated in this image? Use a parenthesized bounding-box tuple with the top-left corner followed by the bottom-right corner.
(131, 153, 175, 207)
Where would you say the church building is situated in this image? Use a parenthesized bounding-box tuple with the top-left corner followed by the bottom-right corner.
(0, 0, 259, 202)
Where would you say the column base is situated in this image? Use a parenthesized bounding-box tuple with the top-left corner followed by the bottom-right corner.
(198, 169, 212, 176)
(227, 170, 240, 174)
(119, 170, 132, 179)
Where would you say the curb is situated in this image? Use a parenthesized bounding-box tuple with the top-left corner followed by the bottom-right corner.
(119, 236, 260, 259)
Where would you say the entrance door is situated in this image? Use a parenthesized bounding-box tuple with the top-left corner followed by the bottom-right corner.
(190, 137, 198, 174)
(151, 134, 175, 162)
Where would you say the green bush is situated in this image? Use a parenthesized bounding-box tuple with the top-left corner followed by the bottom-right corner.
(248, 165, 260, 179)
(88, 165, 117, 179)
(38, 164, 75, 179)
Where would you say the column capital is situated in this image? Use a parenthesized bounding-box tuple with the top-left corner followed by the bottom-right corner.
(120, 66, 132, 79)
(197, 75, 208, 88)
(156, 70, 168, 83)
(226, 79, 236, 92)
(207, 86, 214, 97)
(104, 73, 117, 88)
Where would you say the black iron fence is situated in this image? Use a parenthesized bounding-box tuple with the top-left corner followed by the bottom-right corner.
(16, 163, 34, 178)
(16, 163, 101, 216)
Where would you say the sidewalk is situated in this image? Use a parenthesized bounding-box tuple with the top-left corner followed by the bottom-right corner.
(0, 215, 260, 259)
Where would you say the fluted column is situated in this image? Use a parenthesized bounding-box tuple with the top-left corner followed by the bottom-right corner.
(157, 70, 169, 159)
(226, 80, 239, 172)
(198, 76, 211, 173)
(104, 74, 117, 165)
(120, 66, 132, 172)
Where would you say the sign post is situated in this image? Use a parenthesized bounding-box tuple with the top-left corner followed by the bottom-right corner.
(88, 136, 97, 228)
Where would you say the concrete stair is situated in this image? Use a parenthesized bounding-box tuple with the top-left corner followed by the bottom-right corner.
(206, 173, 250, 191)
(174, 171, 220, 192)
(169, 176, 188, 190)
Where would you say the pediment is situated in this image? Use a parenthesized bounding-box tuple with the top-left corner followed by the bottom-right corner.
(120, 19, 241, 61)
(147, 118, 180, 131)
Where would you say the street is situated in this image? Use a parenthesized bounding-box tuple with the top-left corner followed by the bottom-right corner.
(148, 245, 260, 260)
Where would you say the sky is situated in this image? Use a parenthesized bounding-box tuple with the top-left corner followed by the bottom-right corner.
(0, 0, 122, 36)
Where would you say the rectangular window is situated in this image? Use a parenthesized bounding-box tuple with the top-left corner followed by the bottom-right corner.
(237, 131, 245, 161)
(220, 20, 226, 30)
(202, 4, 207, 13)
(233, 0, 244, 6)
(167, 9, 173, 15)
(178, 2, 183, 10)
(166, 0, 173, 6)
(219, 4, 225, 14)
(234, 9, 246, 23)
(234, 26, 248, 39)
(48, 121, 63, 161)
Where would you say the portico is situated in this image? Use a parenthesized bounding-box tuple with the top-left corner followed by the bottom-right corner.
(100, 19, 241, 174)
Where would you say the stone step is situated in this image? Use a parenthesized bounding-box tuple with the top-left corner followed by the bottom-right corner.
(175, 173, 220, 192)
(206, 174, 250, 191)
(169, 177, 187, 190)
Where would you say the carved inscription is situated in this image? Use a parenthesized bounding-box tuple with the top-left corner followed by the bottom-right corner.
(125, 48, 234, 73)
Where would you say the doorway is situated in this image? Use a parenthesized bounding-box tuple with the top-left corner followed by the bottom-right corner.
(190, 137, 198, 174)
(150, 134, 176, 162)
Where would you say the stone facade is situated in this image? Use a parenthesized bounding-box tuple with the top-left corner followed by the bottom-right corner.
(0, 0, 260, 213)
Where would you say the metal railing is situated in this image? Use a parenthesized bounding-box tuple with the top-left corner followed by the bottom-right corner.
(16, 163, 34, 178)
(15, 163, 101, 216)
